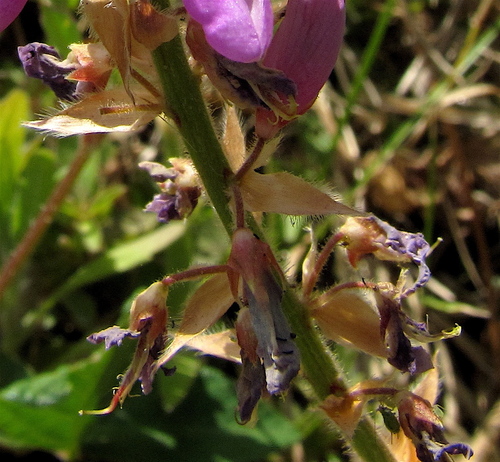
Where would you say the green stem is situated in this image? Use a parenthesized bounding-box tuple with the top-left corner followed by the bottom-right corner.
(151, 4, 394, 461)
(152, 30, 234, 234)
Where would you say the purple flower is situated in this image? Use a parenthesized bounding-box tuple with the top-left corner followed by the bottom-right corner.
(398, 392, 473, 462)
(0, 0, 27, 32)
(139, 159, 201, 224)
(87, 326, 140, 349)
(229, 229, 300, 405)
(338, 216, 431, 298)
(81, 282, 170, 415)
(376, 288, 433, 375)
(256, 0, 346, 138)
(184, 0, 273, 63)
(18, 43, 78, 100)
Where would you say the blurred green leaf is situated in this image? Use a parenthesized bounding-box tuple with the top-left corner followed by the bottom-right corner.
(157, 353, 202, 412)
(83, 365, 301, 462)
(40, 4, 80, 54)
(0, 349, 116, 455)
(0, 90, 30, 249)
(11, 148, 57, 241)
(27, 222, 186, 325)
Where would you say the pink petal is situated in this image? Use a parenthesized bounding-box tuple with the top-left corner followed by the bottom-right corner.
(256, 0, 346, 138)
(262, 0, 346, 109)
(0, 0, 28, 32)
(184, 0, 273, 62)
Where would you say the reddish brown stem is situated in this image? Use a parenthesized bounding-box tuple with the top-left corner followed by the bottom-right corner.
(302, 231, 345, 298)
(234, 136, 265, 181)
(162, 264, 230, 286)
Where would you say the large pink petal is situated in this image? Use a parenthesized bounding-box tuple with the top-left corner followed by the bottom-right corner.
(262, 0, 346, 109)
(184, 0, 273, 62)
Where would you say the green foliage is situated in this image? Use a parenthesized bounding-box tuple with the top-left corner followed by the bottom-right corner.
(0, 0, 497, 460)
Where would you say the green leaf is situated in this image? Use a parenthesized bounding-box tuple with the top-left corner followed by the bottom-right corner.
(40, 5, 80, 55)
(83, 365, 301, 462)
(0, 90, 30, 248)
(0, 349, 117, 455)
(157, 353, 202, 412)
(28, 222, 186, 324)
(11, 148, 57, 241)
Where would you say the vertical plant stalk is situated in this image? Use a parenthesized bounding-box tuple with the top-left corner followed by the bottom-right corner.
(152, 32, 234, 234)
(0, 137, 94, 298)
(151, 4, 395, 461)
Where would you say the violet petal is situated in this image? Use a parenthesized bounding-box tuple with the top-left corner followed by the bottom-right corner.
(18, 42, 77, 100)
(87, 326, 140, 349)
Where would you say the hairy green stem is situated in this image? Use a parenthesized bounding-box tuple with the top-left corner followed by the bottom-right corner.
(152, 4, 394, 461)
(152, 34, 234, 233)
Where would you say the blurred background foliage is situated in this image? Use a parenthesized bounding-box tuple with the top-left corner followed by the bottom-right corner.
(0, 0, 499, 461)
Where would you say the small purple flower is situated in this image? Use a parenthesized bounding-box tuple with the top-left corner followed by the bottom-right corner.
(139, 159, 201, 224)
(0, 0, 28, 33)
(81, 282, 170, 415)
(18, 43, 78, 100)
(183, 0, 273, 63)
(338, 216, 432, 298)
(374, 216, 431, 297)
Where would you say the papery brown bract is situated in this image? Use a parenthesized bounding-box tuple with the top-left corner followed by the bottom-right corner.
(220, 107, 359, 217)
(81, 0, 135, 100)
(81, 0, 172, 103)
(130, 0, 178, 50)
(320, 379, 388, 438)
(311, 288, 387, 358)
(155, 273, 235, 366)
(24, 88, 162, 136)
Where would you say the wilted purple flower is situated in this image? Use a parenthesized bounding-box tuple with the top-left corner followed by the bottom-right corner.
(82, 282, 170, 415)
(235, 307, 267, 423)
(183, 0, 273, 63)
(398, 391, 473, 462)
(0, 0, 27, 32)
(376, 287, 433, 375)
(337, 216, 431, 298)
(228, 228, 300, 420)
(18, 43, 78, 100)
